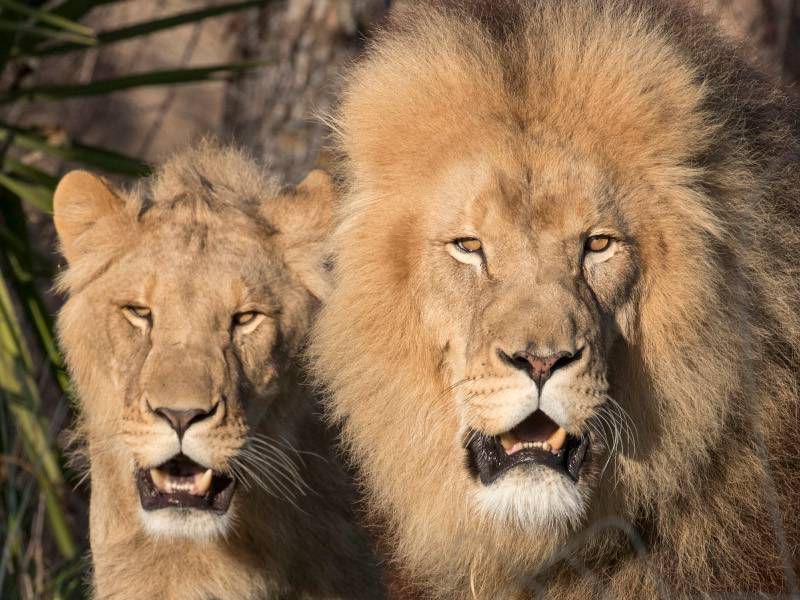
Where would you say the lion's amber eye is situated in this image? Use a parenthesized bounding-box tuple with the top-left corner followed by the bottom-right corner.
(585, 235, 612, 253)
(233, 312, 258, 326)
(124, 305, 151, 319)
(122, 305, 152, 330)
(232, 311, 266, 335)
(455, 238, 483, 253)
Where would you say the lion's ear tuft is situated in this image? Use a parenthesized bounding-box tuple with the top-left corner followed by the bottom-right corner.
(271, 169, 335, 302)
(53, 170, 126, 264)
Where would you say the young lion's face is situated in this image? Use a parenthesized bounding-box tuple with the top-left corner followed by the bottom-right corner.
(56, 160, 331, 541)
(84, 228, 294, 539)
(415, 144, 640, 529)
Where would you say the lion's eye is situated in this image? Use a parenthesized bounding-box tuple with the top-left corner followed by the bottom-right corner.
(234, 312, 256, 325)
(585, 235, 612, 254)
(455, 238, 483, 253)
(583, 234, 619, 268)
(122, 305, 151, 329)
(233, 311, 265, 334)
(447, 237, 485, 268)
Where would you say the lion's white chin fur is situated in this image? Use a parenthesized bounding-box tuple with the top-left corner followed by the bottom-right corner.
(473, 467, 588, 532)
(139, 508, 234, 542)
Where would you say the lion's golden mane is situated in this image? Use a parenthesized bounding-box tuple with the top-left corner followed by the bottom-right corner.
(312, 1, 800, 597)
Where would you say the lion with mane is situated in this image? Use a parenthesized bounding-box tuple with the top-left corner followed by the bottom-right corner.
(312, 0, 800, 597)
(55, 142, 382, 599)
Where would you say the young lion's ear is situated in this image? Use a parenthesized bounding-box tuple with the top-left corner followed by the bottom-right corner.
(53, 170, 125, 264)
(273, 169, 335, 302)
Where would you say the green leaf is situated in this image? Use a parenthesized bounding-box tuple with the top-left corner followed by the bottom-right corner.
(0, 190, 66, 395)
(0, 60, 273, 103)
(0, 0, 95, 36)
(50, 0, 124, 21)
(0, 275, 76, 560)
(0, 222, 32, 258)
(28, 0, 269, 56)
(0, 20, 96, 46)
(0, 224, 52, 278)
(0, 0, 26, 70)
(0, 123, 150, 176)
(3, 158, 59, 188)
(0, 173, 52, 212)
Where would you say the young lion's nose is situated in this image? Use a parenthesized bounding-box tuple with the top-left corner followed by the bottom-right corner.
(152, 405, 217, 440)
(501, 348, 581, 390)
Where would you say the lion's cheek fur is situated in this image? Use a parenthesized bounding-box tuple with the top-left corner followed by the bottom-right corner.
(620, 225, 745, 503)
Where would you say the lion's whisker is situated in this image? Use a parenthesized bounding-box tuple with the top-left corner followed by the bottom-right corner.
(238, 452, 297, 501)
(239, 440, 313, 500)
(242, 449, 309, 496)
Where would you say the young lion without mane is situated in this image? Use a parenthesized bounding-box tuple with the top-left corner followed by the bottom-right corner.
(312, 0, 800, 597)
(54, 142, 382, 599)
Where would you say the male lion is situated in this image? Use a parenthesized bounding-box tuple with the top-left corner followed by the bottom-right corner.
(311, 0, 800, 597)
(54, 142, 382, 599)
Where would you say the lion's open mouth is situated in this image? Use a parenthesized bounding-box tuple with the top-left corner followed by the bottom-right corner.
(465, 410, 589, 485)
(137, 454, 236, 513)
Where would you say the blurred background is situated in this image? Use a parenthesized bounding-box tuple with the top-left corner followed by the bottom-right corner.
(0, 1, 797, 598)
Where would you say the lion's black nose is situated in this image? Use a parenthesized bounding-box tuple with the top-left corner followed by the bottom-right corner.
(500, 348, 581, 389)
(152, 405, 216, 440)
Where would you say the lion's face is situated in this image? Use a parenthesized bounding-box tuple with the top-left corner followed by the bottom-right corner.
(85, 227, 287, 539)
(408, 145, 639, 528)
(55, 153, 332, 541)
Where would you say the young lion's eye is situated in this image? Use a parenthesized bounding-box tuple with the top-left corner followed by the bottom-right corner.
(232, 311, 265, 334)
(234, 312, 256, 325)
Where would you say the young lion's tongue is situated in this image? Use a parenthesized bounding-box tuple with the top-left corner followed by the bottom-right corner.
(499, 410, 567, 455)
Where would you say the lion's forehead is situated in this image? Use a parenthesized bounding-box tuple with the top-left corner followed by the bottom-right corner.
(432, 150, 624, 249)
(142, 216, 275, 255)
(104, 231, 287, 300)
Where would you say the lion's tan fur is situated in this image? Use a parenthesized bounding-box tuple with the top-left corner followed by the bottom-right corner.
(55, 141, 382, 599)
(312, 1, 800, 597)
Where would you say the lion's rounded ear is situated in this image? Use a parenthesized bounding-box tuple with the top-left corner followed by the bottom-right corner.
(53, 170, 125, 264)
(272, 169, 335, 301)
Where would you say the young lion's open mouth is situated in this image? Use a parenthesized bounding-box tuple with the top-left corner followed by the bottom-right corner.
(136, 454, 236, 513)
(465, 409, 589, 485)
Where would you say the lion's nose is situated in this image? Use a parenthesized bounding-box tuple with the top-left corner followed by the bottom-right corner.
(152, 404, 217, 440)
(501, 348, 581, 389)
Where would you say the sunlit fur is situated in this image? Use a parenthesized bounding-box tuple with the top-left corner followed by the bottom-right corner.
(55, 141, 382, 599)
(312, 1, 800, 597)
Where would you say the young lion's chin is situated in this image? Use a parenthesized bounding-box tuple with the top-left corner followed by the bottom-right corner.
(472, 466, 589, 532)
(139, 507, 234, 542)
